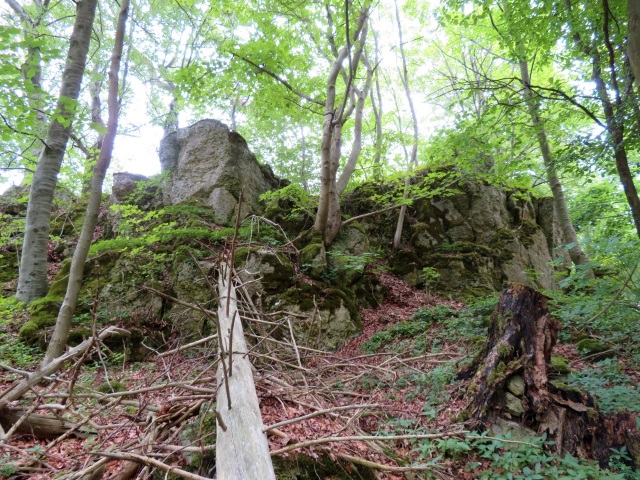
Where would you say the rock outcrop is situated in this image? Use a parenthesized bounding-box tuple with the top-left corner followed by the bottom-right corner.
(158, 119, 282, 222)
(335, 179, 568, 296)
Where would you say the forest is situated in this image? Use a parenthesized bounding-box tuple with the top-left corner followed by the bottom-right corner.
(1, 0, 640, 478)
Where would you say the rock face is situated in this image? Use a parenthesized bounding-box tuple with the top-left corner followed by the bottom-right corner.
(341, 180, 566, 296)
(159, 119, 281, 222)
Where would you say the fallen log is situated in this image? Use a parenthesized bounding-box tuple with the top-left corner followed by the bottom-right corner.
(0, 406, 92, 439)
(215, 263, 275, 479)
(458, 283, 640, 468)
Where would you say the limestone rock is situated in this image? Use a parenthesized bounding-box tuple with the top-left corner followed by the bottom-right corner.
(505, 391, 525, 416)
(300, 243, 327, 279)
(507, 375, 525, 397)
(159, 119, 281, 223)
(112, 172, 149, 202)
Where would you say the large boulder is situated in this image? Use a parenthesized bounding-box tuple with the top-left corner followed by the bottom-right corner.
(159, 119, 281, 223)
(344, 180, 564, 296)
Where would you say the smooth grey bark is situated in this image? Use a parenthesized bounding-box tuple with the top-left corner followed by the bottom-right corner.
(216, 265, 275, 480)
(565, 0, 640, 241)
(628, 0, 640, 88)
(371, 27, 384, 179)
(516, 58, 593, 276)
(392, 0, 419, 250)
(336, 56, 373, 194)
(314, 5, 369, 244)
(16, 0, 98, 303)
(5, 0, 49, 171)
(43, 0, 129, 365)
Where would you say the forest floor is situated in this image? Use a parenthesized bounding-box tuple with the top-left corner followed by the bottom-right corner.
(1, 270, 639, 479)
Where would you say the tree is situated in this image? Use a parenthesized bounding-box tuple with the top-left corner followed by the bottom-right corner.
(562, 0, 640, 241)
(43, 0, 130, 364)
(628, 0, 640, 88)
(314, 4, 370, 244)
(497, 0, 593, 275)
(392, 0, 419, 250)
(16, 0, 98, 303)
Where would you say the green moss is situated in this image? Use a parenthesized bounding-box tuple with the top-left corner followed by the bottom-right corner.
(489, 361, 507, 384)
(48, 258, 72, 299)
(498, 343, 512, 358)
(437, 241, 493, 255)
(280, 284, 317, 312)
(68, 328, 92, 346)
(550, 354, 571, 374)
(18, 321, 41, 345)
(575, 338, 614, 360)
(320, 288, 360, 327)
(300, 243, 326, 278)
(389, 250, 422, 277)
(98, 380, 127, 394)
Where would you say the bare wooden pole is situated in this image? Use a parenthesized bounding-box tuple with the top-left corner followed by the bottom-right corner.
(216, 263, 275, 480)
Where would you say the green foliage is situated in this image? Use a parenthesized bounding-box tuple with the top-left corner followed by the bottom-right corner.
(412, 432, 630, 479)
(361, 298, 495, 354)
(260, 184, 315, 216)
(565, 359, 640, 415)
(0, 297, 37, 366)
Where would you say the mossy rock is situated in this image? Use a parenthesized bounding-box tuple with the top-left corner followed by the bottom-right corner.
(0, 247, 19, 284)
(575, 338, 615, 361)
(234, 247, 294, 295)
(273, 454, 375, 479)
(300, 242, 327, 279)
(68, 328, 92, 346)
(97, 380, 127, 394)
(550, 354, 571, 374)
(102, 329, 148, 362)
(436, 241, 493, 256)
(18, 320, 43, 346)
(18, 297, 61, 346)
(411, 221, 446, 255)
(389, 249, 423, 286)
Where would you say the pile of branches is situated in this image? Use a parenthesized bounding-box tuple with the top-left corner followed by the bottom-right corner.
(0, 253, 467, 480)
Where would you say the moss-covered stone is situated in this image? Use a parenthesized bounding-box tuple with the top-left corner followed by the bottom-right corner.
(389, 249, 423, 286)
(68, 328, 92, 346)
(300, 243, 327, 279)
(18, 321, 41, 346)
(550, 354, 571, 374)
(273, 454, 375, 479)
(97, 380, 127, 394)
(235, 247, 294, 295)
(575, 338, 615, 360)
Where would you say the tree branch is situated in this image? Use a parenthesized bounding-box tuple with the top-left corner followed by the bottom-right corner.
(230, 52, 325, 107)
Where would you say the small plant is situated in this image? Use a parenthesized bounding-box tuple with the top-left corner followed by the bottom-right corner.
(421, 266, 440, 294)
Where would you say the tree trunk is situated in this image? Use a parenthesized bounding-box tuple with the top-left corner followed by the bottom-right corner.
(459, 284, 640, 468)
(516, 58, 593, 277)
(216, 264, 275, 480)
(16, 0, 98, 303)
(565, 0, 640, 242)
(392, 0, 419, 250)
(43, 0, 129, 365)
(336, 61, 373, 194)
(628, 0, 640, 88)
(314, 6, 369, 245)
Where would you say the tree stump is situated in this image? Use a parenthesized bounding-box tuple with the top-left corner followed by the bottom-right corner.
(458, 283, 640, 468)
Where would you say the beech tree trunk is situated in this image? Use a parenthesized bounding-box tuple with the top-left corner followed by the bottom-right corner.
(392, 0, 419, 250)
(314, 5, 369, 245)
(516, 58, 593, 277)
(459, 284, 640, 468)
(628, 0, 640, 88)
(336, 60, 373, 194)
(564, 0, 640, 242)
(216, 264, 275, 479)
(42, 0, 130, 365)
(16, 0, 98, 303)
